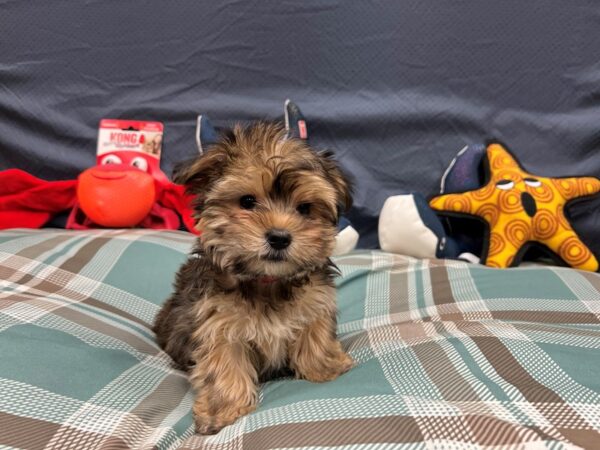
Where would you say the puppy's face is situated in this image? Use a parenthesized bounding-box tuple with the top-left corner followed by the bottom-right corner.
(176, 123, 352, 278)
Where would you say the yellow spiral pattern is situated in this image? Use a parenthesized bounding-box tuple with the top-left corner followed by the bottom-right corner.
(471, 183, 495, 201)
(443, 195, 472, 213)
(527, 182, 554, 203)
(429, 143, 600, 271)
(578, 177, 600, 196)
(476, 203, 500, 227)
(532, 209, 558, 240)
(498, 190, 522, 214)
(505, 220, 530, 248)
(486, 259, 502, 268)
(555, 203, 571, 230)
(552, 178, 578, 199)
(559, 236, 593, 267)
(490, 145, 518, 169)
(488, 232, 505, 257)
(494, 170, 521, 183)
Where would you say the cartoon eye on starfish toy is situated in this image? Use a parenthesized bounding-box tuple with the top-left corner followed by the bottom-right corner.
(429, 142, 600, 271)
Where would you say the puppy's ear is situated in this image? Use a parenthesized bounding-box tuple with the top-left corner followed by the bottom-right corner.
(173, 147, 229, 194)
(318, 150, 353, 216)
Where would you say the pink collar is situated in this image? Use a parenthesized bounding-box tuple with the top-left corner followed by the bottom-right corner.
(257, 275, 280, 284)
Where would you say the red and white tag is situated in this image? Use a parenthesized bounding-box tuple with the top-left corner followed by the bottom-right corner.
(297, 120, 308, 140)
(97, 119, 164, 159)
(96, 119, 167, 182)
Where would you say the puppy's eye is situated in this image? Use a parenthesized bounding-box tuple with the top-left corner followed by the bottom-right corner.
(296, 203, 311, 216)
(239, 195, 257, 210)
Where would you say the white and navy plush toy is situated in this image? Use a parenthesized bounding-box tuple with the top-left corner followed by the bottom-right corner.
(379, 193, 463, 259)
(378, 145, 487, 264)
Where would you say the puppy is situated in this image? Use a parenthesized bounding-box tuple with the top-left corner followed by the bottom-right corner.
(153, 122, 354, 434)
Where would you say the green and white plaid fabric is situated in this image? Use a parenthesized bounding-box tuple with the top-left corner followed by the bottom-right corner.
(1, 229, 600, 449)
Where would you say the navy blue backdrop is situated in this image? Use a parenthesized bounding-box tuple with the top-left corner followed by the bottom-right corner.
(1, 1, 599, 253)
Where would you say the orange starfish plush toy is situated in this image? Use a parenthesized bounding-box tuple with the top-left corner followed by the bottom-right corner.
(430, 142, 600, 271)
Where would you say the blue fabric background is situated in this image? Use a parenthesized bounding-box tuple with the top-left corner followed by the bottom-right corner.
(1, 1, 599, 253)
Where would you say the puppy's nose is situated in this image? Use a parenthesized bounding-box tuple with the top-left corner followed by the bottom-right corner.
(266, 229, 292, 250)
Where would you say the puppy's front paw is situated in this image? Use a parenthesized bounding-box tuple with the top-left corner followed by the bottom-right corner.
(193, 396, 255, 435)
(298, 350, 354, 383)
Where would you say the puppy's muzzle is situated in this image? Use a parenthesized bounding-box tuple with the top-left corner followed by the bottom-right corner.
(266, 229, 292, 250)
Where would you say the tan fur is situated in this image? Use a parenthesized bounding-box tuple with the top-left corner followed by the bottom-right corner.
(153, 123, 353, 434)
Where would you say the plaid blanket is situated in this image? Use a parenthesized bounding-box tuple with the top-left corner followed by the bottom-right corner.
(1, 229, 600, 449)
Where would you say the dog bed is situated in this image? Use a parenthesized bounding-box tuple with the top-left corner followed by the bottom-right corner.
(1, 229, 599, 449)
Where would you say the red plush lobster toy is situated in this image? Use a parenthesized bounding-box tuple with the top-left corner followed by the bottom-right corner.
(0, 126, 198, 233)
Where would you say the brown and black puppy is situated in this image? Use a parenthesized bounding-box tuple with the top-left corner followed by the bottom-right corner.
(153, 122, 354, 434)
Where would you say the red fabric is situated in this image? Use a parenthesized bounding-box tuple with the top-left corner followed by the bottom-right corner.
(0, 169, 199, 234)
(158, 182, 199, 233)
(258, 276, 280, 284)
(0, 169, 77, 228)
